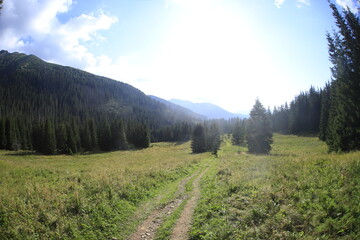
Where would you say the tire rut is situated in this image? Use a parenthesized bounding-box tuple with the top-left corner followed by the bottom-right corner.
(170, 168, 208, 240)
(128, 171, 198, 240)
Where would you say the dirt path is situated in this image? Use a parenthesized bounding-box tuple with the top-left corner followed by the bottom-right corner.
(128, 171, 198, 240)
(170, 168, 208, 240)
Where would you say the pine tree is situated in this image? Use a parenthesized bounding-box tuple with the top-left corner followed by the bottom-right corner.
(111, 120, 128, 150)
(88, 119, 98, 150)
(326, 3, 360, 152)
(81, 122, 93, 151)
(246, 99, 273, 154)
(207, 122, 221, 156)
(67, 123, 78, 154)
(99, 120, 112, 151)
(0, 118, 6, 149)
(232, 118, 245, 145)
(191, 124, 206, 153)
(42, 120, 56, 155)
(56, 123, 70, 154)
(319, 82, 331, 141)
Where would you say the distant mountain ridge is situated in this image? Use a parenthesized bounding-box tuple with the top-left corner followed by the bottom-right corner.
(170, 99, 247, 119)
(148, 95, 205, 120)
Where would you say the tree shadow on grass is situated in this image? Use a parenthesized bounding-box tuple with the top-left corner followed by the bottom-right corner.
(5, 151, 38, 156)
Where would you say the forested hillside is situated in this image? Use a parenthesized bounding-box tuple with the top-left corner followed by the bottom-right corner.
(0, 51, 200, 153)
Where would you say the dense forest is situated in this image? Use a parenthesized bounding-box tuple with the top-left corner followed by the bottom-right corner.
(0, 50, 202, 154)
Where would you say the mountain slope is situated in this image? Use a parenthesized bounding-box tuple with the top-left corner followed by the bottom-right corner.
(149, 95, 205, 120)
(0, 50, 200, 126)
(170, 99, 247, 119)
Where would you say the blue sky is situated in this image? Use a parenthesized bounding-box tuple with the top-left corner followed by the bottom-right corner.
(0, 0, 359, 113)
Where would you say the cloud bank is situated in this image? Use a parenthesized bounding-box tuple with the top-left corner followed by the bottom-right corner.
(0, 0, 117, 69)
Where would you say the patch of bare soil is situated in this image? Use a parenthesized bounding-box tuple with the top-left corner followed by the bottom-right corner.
(128, 171, 198, 240)
(170, 168, 208, 240)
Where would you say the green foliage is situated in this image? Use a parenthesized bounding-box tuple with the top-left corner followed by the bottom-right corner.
(191, 134, 360, 239)
(191, 124, 207, 153)
(246, 99, 273, 154)
(325, 3, 360, 152)
(231, 118, 245, 145)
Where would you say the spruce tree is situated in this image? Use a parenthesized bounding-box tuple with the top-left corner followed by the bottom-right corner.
(232, 118, 245, 145)
(319, 82, 331, 141)
(326, 3, 360, 152)
(191, 124, 206, 153)
(111, 120, 128, 150)
(0, 118, 6, 149)
(246, 99, 273, 154)
(207, 122, 221, 156)
(42, 120, 56, 155)
(56, 123, 69, 154)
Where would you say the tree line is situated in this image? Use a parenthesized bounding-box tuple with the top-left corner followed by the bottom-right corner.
(0, 116, 151, 154)
(271, 3, 360, 153)
(191, 99, 273, 155)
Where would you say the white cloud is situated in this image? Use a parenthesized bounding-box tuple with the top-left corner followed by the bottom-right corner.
(0, 0, 117, 69)
(296, 0, 310, 7)
(274, 0, 286, 8)
(336, 0, 360, 12)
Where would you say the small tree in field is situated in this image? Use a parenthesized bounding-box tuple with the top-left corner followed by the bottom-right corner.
(246, 99, 273, 154)
(191, 124, 206, 153)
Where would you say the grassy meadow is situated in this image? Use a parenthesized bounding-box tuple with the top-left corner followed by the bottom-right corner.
(0, 142, 209, 239)
(191, 134, 360, 239)
(1, 135, 360, 240)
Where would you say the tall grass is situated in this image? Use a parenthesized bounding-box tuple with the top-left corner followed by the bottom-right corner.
(191, 134, 360, 239)
(0, 142, 209, 239)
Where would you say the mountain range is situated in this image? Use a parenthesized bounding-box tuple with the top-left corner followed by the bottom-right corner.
(170, 99, 247, 119)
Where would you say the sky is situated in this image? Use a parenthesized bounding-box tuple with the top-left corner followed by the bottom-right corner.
(0, 0, 359, 114)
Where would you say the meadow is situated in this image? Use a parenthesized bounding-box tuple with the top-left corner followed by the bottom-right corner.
(0, 142, 209, 239)
(1, 135, 360, 240)
(191, 134, 360, 239)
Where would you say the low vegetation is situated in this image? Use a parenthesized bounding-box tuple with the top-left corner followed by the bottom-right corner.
(0, 142, 208, 239)
(191, 134, 360, 239)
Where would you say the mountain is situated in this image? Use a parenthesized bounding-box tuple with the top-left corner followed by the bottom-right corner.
(170, 99, 247, 120)
(0, 50, 202, 152)
(0, 50, 200, 125)
(148, 95, 205, 120)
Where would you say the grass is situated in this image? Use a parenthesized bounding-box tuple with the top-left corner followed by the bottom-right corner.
(190, 134, 360, 239)
(0, 142, 210, 240)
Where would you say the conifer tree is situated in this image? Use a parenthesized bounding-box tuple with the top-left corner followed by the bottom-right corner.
(5, 118, 18, 150)
(42, 120, 56, 155)
(56, 123, 70, 154)
(66, 123, 78, 154)
(246, 99, 273, 154)
(111, 120, 128, 150)
(88, 119, 98, 150)
(191, 124, 206, 153)
(99, 120, 112, 151)
(207, 122, 221, 156)
(81, 122, 93, 151)
(319, 82, 331, 141)
(232, 118, 245, 145)
(326, 3, 360, 152)
(0, 118, 6, 149)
